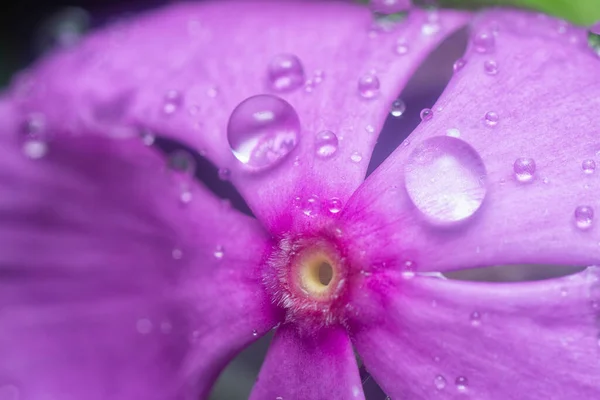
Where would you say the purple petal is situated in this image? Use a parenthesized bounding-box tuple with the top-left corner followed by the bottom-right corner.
(341, 10, 600, 272)
(0, 107, 280, 398)
(10, 1, 469, 233)
(250, 325, 364, 400)
(353, 268, 600, 399)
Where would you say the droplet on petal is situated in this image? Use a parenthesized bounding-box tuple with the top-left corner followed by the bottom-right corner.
(315, 130, 339, 158)
(267, 54, 305, 92)
(483, 60, 499, 75)
(470, 311, 481, 326)
(472, 30, 495, 53)
(218, 167, 231, 181)
(214, 245, 225, 260)
(168, 150, 196, 177)
(390, 98, 406, 117)
(420, 108, 433, 121)
(395, 39, 409, 55)
(574, 206, 594, 230)
(227, 94, 300, 171)
(434, 375, 447, 390)
(327, 197, 343, 214)
(358, 73, 380, 99)
(453, 58, 467, 72)
(404, 136, 488, 225)
(484, 111, 499, 126)
(582, 159, 596, 174)
(350, 151, 363, 163)
(446, 128, 460, 138)
(302, 195, 321, 217)
(513, 157, 536, 183)
(587, 22, 600, 56)
(455, 376, 469, 392)
(163, 89, 183, 115)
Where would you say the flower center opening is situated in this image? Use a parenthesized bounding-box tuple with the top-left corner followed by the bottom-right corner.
(300, 257, 335, 295)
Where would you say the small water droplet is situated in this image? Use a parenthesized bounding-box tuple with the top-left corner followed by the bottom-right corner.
(395, 40, 409, 55)
(315, 130, 339, 158)
(472, 30, 495, 53)
(168, 150, 196, 177)
(365, 124, 375, 134)
(588, 22, 600, 56)
(582, 159, 596, 174)
(163, 89, 183, 115)
(358, 73, 380, 99)
(350, 151, 363, 163)
(218, 167, 231, 181)
(421, 16, 441, 36)
(574, 205, 594, 230)
(172, 248, 183, 260)
(141, 130, 155, 146)
(453, 58, 467, 72)
(484, 111, 499, 126)
(390, 98, 406, 117)
(420, 108, 433, 121)
(213, 245, 225, 260)
(252, 329, 258, 337)
(483, 60, 498, 75)
(470, 311, 481, 326)
(513, 157, 536, 183)
(404, 136, 487, 225)
(434, 375, 447, 390)
(206, 85, 219, 98)
(22, 139, 48, 159)
(327, 197, 343, 214)
(401, 260, 416, 279)
(455, 376, 469, 392)
(267, 54, 305, 92)
(136, 318, 153, 334)
(180, 190, 192, 205)
(446, 128, 460, 138)
(227, 95, 300, 171)
(302, 195, 321, 217)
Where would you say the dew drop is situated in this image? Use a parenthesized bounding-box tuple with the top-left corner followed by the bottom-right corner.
(446, 128, 460, 138)
(470, 311, 481, 326)
(401, 260, 416, 279)
(180, 190, 193, 205)
(453, 58, 467, 72)
(168, 150, 196, 177)
(315, 130, 339, 158)
(141, 130, 155, 146)
(455, 376, 469, 392)
(327, 197, 343, 214)
(22, 139, 48, 159)
(588, 22, 600, 56)
(395, 40, 409, 55)
(252, 329, 258, 337)
(163, 89, 182, 115)
(213, 245, 225, 260)
(390, 98, 406, 117)
(358, 73, 380, 99)
(267, 54, 305, 92)
(365, 124, 375, 134)
(420, 108, 433, 121)
(404, 136, 487, 225)
(513, 157, 536, 183)
(227, 95, 300, 171)
(574, 205, 594, 230)
(302, 195, 321, 217)
(206, 86, 219, 98)
(472, 30, 495, 53)
(483, 60, 498, 75)
(218, 167, 231, 181)
(136, 318, 153, 334)
(434, 375, 447, 390)
(582, 159, 596, 174)
(484, 111, 499, 126)
(350, 151, 363, 163)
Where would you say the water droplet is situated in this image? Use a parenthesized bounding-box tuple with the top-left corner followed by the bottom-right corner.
(455, 376, 469, 392)
(172, 248, 183, 260)
(350, 151, 363, 163)
(453, 58, 467, 72)
(227, 95, 300, 171)
(434, 375, 447, 390)
(588, 22, 600, 56)
(420, 108, 433, 121)
(0, 384, 20, 400)
(22, 139, 48, 159)
(574, 205, 594, 230)
(446, 128, 460, 138)
(218, 167, 231, 181)
(390, 99, 406, 117)
(484, 111, 499, 126)
(141, 130, 155, 146)
(470, 311, 481, 326)
(163, 89, 182, 115)
(136, 318, 153, 334)
(472, 30, 495, 53)
(358, 73, 380, 99)
(365, 124, 375, 134)
(404, 136, 487, 225)
(421, 15, 441, 36)
(395, 40, 409, 55)
(315, 130, 339, 158)
(267, 54, 305, 92)
(252, 329, 258, 337)
(327, 197, 343, 214)
(302, 195, 321, 217)
(168, 150, 196, 177)
(582, 159, 596, 174)
(180, 190, 192, 205)
(513, 157, 536, 183)
(401, 260, 416, 279)
(206, 85, 219, 98)
(213, 245, 225, 260)
(483, 60, 498, 75)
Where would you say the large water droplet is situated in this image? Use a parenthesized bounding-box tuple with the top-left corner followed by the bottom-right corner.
(22, 139, 48, 159)
(390, 99, 406, 117)
(267, 54, 305, 92)
(404, 136, 487, 225)
(582, 159, 596, 174)
(358, 73, 380, 99)
(574, 205, 594, 230)
(513, 157, 536, 183)
(227, 95, 300, 171)
(484, 111, 499, 126)
(472, 30, 495, 53)
(470, 311, 481, 326)
(588, 22, 600, 56)
(315, 130, 339, 158)
(434, 375, 447, 390)
(455, 376, 469, 392)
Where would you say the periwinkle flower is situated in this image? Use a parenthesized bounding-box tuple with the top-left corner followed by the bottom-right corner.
(1, 1, 599, 400)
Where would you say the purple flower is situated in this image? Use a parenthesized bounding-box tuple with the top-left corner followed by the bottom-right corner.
(1, 1, 600, 399)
